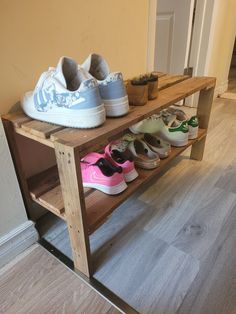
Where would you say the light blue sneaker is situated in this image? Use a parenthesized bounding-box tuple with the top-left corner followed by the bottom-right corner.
(82, 53, 129, 117)
(22, 57, 106, 128)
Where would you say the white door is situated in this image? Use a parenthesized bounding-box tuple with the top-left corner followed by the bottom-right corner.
(154, 0, 195, 74)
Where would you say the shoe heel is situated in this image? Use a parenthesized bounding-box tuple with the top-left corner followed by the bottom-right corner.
(103, 96, 129, 117)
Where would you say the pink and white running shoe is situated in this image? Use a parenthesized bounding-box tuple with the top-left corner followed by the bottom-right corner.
(81, 152, 127, 195)
(104, 141, 138, 183)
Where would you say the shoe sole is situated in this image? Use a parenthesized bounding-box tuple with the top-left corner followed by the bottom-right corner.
(169, 138, 189, 147)
(124, 168, 139, 183)
(134, 159, 160, 169)
(22, 103, 106, 129)
(83, 180, 127, 195)
(103, 96, 129, 117)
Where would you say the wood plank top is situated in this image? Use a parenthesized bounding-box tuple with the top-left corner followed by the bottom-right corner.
(2, 75, 215, 151)
(158, 74, 189, 90)
(51, 77, 215, 150)
(2, 111, 31, 127)
(21, 120, 63, 138)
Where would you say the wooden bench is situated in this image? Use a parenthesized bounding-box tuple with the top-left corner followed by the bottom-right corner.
(2, 73, 216, 277)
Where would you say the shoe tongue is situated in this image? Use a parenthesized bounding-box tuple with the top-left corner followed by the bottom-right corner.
(111, 135, 136, 153)
(55, 57, 81, 90)
(162, 112, 178, 127)
(111, 141, 128, 153)
(83, 53, 109, 80)
(54, 57, 67, 88)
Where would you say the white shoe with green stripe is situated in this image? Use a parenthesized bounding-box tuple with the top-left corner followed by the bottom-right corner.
(164, 106, 199, 139)
(129, 114, 189, 147)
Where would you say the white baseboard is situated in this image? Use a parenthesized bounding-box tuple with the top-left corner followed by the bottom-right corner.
(0, 221, 38, 268)
(215, 80, 228, 97)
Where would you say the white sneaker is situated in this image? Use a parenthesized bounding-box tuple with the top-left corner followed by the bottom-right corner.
(155, 116, 189, 147)
(164, 106, 199, 139)
(130, 115, 189, 147)
(82, 53, 129, 117)
(22, 57, 106, 128)
(129, 115, 161, 134)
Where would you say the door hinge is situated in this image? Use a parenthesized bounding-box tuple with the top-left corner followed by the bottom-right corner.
(184, 67, 193, 76)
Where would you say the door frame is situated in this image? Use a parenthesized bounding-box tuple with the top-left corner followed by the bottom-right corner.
(147, 0, 216, 103)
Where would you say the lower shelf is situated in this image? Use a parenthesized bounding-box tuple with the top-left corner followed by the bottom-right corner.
(27, 128, 206, 234)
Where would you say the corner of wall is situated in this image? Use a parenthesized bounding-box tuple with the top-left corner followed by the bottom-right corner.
(0, 221, 38, 268)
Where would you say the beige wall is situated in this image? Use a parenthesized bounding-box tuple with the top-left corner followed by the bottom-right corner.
(0, 0, 149, 237)
(0, 0, 149, 115)
(0, 120, 28, 236)
(206, 0, 236, 94)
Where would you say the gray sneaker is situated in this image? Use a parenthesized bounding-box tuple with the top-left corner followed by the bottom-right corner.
(82, 53, 129, 117)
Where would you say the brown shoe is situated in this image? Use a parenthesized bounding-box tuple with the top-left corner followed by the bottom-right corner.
(126, 80, 148, 106)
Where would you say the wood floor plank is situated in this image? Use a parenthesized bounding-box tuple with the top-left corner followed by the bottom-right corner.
(172, 187, 236, 260)
(215, 157, 236, 194)
(177, 203, 236, 314)
(130, 246, 199, 314)
(0, 245, 120, 314)
(92, 203, 199, 314)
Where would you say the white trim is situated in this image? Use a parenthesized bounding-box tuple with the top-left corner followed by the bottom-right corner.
(185, 0, 215, 106)
(146, 0, 158, 72)
(204, 0, 219, 75)
(184, 0, 195, 68)
(0, 221, 38, 268)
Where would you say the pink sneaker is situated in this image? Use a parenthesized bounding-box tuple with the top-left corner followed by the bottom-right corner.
(104, 141, 138, 183)
(81, 152, 127, 195)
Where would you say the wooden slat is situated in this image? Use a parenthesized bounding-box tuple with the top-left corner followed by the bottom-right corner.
(21, 120, 64, 139)
(32, 129, 206, 233)
(156, 72, 166, 78)
(2, 111, 32, 127)
(51, 77, 215, 150)
(38, 185, 64, 214)
(34, 197, 66, 221)
(15, 127, 55, 148)
(158, 74, 189, 90)
(28, 166, 60, 199)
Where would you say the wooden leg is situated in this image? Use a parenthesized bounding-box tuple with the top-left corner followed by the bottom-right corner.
(190, 86, 214, 160)
(54, 141, 92, 277)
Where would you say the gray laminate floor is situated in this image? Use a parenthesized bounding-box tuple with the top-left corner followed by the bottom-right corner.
(38, 97, 236, 314)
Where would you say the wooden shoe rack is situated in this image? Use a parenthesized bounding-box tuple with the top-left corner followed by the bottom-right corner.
(2, 74, 216, 277)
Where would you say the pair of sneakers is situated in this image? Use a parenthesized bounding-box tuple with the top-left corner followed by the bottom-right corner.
(81, 142, 138, 195)
(120, 133, 170, 170)
(22, 54, 129, 128)
(130, 107, 199, 147)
